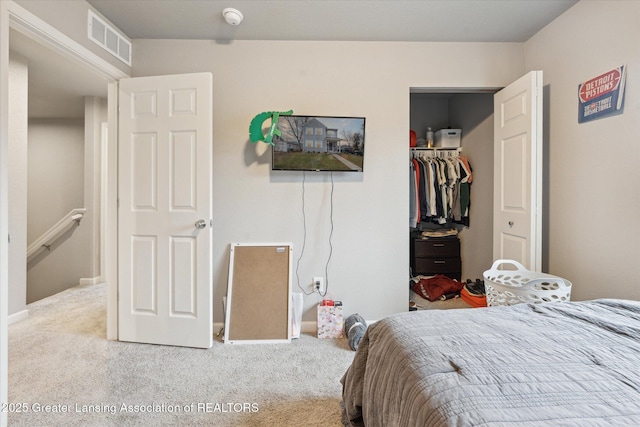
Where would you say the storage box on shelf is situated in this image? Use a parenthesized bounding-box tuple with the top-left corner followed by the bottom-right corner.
(434, 129, 461, 148)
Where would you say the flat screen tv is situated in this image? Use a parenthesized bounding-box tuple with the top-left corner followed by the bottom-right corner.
(271, 115, 365, 172)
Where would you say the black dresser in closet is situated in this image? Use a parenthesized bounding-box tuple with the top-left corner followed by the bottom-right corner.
(410, 236, 461, 281)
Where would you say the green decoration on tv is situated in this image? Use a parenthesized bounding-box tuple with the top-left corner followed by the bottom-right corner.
(249, 110, 293, 145)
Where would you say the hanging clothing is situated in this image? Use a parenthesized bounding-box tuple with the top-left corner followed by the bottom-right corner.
(409, 161, 418, 228)
(409, 151, 473, 227)
(417, 160, 429, 221)
(411, 159, 421, 222)
(458, 155, 472, 226)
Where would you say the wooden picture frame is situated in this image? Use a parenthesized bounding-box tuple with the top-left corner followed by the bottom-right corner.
(224, 243, 292, 344)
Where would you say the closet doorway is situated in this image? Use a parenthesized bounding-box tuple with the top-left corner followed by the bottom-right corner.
(410, 72, 544, 281)
(410, 90, 496, 281)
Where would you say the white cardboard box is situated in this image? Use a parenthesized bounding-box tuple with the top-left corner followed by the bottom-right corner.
(434, 129, 461, 148)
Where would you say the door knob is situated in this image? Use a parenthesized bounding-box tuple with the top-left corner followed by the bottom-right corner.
(195, 219, 207, 229)
(508, 221, 514, 228)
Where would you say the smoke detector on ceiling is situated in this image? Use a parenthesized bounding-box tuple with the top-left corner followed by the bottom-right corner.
(222, 8, 243, 26)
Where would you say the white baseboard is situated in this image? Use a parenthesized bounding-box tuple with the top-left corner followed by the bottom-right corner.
(213, 321, 318, 337)
(8, 309, 29, 325)
(301, 320, 375, 334)
(214, 319, 376, 339)
(301, 320, 317, 333)
(79, 276, 102, 286)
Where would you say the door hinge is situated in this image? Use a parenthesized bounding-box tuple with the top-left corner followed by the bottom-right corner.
(210, 219, 213, 228)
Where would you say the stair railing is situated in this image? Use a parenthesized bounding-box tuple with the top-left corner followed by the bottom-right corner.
(26, 208, 86, 262)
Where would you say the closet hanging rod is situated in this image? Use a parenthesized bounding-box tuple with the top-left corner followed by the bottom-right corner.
(411, 147, 461, 159)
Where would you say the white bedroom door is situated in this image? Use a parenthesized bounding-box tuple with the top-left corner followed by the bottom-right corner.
(493, 71, 543, 271)
(118, 72, 213, 348)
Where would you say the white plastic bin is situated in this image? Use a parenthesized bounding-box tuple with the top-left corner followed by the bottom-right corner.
(483, 260, 572, 307)
(434, 129, 461, 148)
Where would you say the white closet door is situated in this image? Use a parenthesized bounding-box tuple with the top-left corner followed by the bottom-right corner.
(493, 71, 543, 271)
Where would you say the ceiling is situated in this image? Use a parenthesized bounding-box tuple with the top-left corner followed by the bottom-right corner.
(11, 0, 578, 119)
(87, 0, 578, 43)
(10, 29, 110, 119)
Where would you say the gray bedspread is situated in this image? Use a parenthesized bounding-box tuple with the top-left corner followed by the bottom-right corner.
(341, 299, 640, 426)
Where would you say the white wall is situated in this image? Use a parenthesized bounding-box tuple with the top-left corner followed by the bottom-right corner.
(26, 118, 88, 303)
(83, 96, 107, 282)
(524, 0, 640, 300)
(409, 94, 451, 141)
(132, 40, 525, 322)
(15, 0, 130, 75)
(0, 4, 10, 423)
(449, 93, 495, 281)
(8, 52, 27, 317)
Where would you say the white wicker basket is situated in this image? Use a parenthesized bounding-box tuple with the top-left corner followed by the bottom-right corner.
(483, 260, 572, 307)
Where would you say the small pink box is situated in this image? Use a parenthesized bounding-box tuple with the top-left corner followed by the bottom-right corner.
(317, 304, 343, 338)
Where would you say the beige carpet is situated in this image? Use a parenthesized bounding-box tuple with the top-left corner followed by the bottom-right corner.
(410, 289, 472, 310)
(8, 283, 355, 426)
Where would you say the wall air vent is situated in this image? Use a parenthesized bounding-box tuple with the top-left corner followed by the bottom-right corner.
(88, 10, 131, 66)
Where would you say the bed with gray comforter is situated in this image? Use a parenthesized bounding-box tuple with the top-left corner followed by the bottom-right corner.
(341, 299, 640, 426)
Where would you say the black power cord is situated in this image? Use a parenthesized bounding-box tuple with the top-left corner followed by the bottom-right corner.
(320, 172, 334, 298)
(295, 171, 335, 298)
(295, 171, 314, 295)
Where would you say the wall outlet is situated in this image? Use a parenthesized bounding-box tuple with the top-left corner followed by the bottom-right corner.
(313, 276, 324, 294)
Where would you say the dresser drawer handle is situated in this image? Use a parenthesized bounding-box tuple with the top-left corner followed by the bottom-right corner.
(432, 244, 445, 247)
(434, 260, 446, 264)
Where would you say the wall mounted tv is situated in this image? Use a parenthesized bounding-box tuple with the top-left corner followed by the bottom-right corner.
(271, 115, 365, 172)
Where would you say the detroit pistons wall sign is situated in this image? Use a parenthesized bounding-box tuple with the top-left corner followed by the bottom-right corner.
(578, 65, 626, 123)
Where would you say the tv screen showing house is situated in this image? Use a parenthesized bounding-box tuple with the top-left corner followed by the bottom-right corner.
(272, 115, 365, 172)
